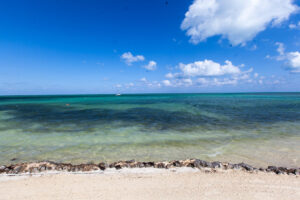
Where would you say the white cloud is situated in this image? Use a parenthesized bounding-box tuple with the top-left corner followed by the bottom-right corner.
(197, 78, 209, 85)
(126, 83, 134, 87)
(162, 80, 172, 86)
(143, 61, 157, 71)
(181, 0, 298, 46)
(273, 43, 300, 73)
(179, 59, 241, 77)
(140, 77, 147, 82)
(165, 73, 174, 78)
(182, 78, 193, 86)
(212, 78, 237, 86)
(147, 81, 162, 88)
(289, 24, 297, 29)
(289, 21, 300, 29)
(254, 73, 259, 78)
(286, 51, 300, 73)
(121, 52, 145, 65)
(164, 59, 254, 88)
(276, 42, 285, 56)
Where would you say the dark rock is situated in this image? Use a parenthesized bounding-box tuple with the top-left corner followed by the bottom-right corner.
(238, 163, 254, 171)
(193, 160, 201, 168)
(185, 160, 196, 168)
(259, 167, 265, 172)
(125, 160, 135, 164)
(224, 163, 234, 169)
(286, 168, 297, 175)
(82, 164, 96, 171)
(193, 159, 211, 168)
(278, 167, 287, 174)
(155, 162, 165, 168)
(119, 162, 130, 168)
(225, 163, 232, 169)
(98, 162, 107, 170)
(232, 164, 240, 169)
(109, 162, 117, 168)
(267, 166, 281, 174)
(211, 161, 221, 168)
(10, 158, 17, 161)
(144, 162, 155, 167)
(171, 161, 182, 167)
(115, 164, 122, 170)
(137, 162, 145, 168)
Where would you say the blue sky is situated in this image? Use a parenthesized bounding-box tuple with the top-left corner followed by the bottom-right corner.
(0, 0, 300, 95)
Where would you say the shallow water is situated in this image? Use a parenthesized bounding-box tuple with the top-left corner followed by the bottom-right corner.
(0, 93, 300, 167)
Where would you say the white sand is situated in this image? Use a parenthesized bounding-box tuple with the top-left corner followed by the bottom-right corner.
(0, 168, 299, 200)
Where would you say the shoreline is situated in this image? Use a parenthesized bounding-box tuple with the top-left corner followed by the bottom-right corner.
(1, 159, 299, 176)
(1, 168, 299, 200)
(1, 159, 300, 200)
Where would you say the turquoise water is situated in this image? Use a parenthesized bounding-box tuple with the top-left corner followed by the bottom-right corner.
(0, 93, 300, 167)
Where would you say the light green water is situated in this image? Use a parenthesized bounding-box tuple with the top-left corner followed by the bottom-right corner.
(0, 93, 300, 167)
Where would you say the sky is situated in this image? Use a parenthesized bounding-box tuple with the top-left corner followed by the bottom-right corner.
(0, 0, 300, 95)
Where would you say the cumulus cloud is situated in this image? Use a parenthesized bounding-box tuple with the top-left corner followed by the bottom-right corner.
(178, 59, 241, 77)
(181, 0, 298, 45)
(162, 80, 172, 86)
(286, 51, 300, 73)
(143, 61, 157, 71)
(274, 43, 300, 73)
(164, 59, 254, 87)
(121, 52, 145, 65)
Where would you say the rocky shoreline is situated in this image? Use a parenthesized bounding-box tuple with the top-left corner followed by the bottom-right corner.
(0, 159, 299, 175)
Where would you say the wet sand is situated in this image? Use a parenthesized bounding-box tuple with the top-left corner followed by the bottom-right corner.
(0, 169, 299, 200)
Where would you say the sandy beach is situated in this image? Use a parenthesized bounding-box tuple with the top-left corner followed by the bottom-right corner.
(0, 169, 299, 200)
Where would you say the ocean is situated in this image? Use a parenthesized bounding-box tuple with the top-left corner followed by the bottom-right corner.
(0, 93, 300, 167)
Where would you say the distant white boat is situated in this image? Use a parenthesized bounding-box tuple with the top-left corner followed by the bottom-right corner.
(115, 93, 121, 96)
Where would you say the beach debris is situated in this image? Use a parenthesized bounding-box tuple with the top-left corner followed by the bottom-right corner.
(0, 159, 299, 176)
